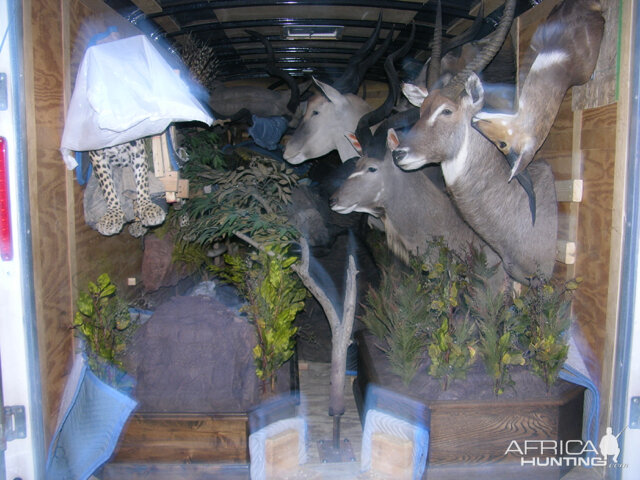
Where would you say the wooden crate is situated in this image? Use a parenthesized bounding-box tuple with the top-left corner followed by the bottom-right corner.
(353, 332, 585, 480)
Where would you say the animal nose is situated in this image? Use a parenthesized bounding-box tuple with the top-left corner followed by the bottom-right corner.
(392, 148, 408, 165)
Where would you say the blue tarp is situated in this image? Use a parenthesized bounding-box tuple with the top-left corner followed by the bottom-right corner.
(247, 115, 289, 151)
(46, 355, 137, 480)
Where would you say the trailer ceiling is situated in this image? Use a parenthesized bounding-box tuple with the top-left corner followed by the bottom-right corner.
(101, 0, 538, 84)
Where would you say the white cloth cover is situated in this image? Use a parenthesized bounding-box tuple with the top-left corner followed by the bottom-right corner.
(60, 35, 213, 169)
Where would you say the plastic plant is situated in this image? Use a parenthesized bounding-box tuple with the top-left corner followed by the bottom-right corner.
(217, 244, 306, 394)
(467, 249, 526, 395)
(515, 278, 580, 391)
(73, 273, 136, 378)
(360, 260, 431, 386)
(421, 241, 477, 390)
(174, 152, 299, 247)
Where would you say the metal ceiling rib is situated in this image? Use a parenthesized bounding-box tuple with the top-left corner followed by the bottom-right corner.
(103, 0, 531, 84)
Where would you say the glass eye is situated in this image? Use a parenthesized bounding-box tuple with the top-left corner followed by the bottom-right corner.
(499, 141, 508, 149)
(442, 108, 453, 116)
(368, 166, 377, 173)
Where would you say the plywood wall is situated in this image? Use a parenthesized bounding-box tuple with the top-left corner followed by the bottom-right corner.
(515, 0, 619, 390)
(23, 0, 145, 446)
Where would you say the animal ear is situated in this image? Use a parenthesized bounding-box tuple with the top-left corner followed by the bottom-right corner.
(345, 133, 363, 156)
(387, 128, 400, 150)
(313, 77, 347, 106)
(401, 82, 429, 108)
(464, 73, 484, 113)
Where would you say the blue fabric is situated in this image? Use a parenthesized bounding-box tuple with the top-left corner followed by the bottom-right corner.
(559, 364, 600, 460)
(412, 426, 430, 480)
(247, 115, 288, 150)
(46, 361, 137, 480)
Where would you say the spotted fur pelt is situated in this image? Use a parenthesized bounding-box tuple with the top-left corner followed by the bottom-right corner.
(89, 139, 165, 237)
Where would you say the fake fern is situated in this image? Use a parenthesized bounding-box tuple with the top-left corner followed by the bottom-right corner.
(467, 249, 526, 395)
(515, 278, 579, 391)
(360, 261, 431, 386)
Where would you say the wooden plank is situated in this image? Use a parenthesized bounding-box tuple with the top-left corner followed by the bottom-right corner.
(177, 179, 190, 199)
(371, 432, 413, 480)
(555, 180, 583, 203)
(152, 135, 166, 177)
(24, 0, 74, 445)
(601, 0, 635, 444)
(265, 429, 300, 478)
(556, 240, 576, 265)
(112, 413, 250, 463)
(158, 171, 180, 193)
(572, 104, 617, 384)
(102, 463, 250, 480)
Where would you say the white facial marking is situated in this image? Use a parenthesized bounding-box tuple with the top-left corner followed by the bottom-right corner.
(507, 128, 513, 136)
(347, 170, 365, 179)
(395, 154, 427, 171)
(427, 105, 446, 126)
(441, 124, 469, 184)
(530, 50, 569, 72)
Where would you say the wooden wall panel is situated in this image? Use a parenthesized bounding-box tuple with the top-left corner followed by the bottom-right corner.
(573, 104, 617, 380)
(516, 0, 619, 390)
(26, 0, 74, 445)
(68, 0, 145, 293)
(25, 0, 146, 447)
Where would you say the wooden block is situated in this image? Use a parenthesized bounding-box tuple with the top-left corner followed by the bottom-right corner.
(165, 191, 177, 204)
(371, 432, 413, 480)
(177, 179, 189, 199)
(265, 428, 300, 479)
(159, 171, 180, 192)
(555, 179, 583, 203)
(556, 240, 576, 265)
(151, 135, 166, 177)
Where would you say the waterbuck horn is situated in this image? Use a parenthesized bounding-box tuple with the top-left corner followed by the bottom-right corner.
(354, 23, 416, 158)
(443, 0, 516, 99)
(426, 0, 443, 89)
(442, 0, 485, 54)
(246, 29, 301, 114)
(417, 0, 484, 88)
(331, 12, 384, 94)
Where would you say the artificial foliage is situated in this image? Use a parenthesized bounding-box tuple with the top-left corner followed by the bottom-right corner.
(421, 242, 477, 390)
(180, 128, 227, 172)
(361, 238, 578, 394)
(216, 244, 307, 393)
(515, 278, 579, 391)
(467, 250, 526, 395)
(73, 273, 137, 377)
(173, 151, 299, 247)
(360, 261, 431, 385)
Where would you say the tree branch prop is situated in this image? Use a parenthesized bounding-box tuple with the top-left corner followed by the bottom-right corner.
(292, 238, 359, 418)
